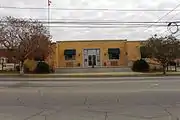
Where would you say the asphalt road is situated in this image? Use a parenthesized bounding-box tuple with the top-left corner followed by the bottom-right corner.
(0, 76, 180, 81)
(0, 77, 180, 120)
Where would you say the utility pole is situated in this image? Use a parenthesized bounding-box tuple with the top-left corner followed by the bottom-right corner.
(48, 0, 52, 33)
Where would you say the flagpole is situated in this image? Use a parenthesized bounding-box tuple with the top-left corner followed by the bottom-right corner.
(48, 0, 50, 33)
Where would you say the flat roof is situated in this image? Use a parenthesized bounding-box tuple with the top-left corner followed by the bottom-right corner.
(56, 39, 146, 43)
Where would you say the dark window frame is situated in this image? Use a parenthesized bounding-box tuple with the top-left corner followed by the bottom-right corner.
(64, 49, 76, 61)
(108, 48, 120, 60)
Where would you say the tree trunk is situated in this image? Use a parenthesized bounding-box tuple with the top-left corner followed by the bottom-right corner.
(20, 60, 24, 75)
(1, 63, 3, 71)
(14, 63, 16, 71)
(163, 65, 166, 75)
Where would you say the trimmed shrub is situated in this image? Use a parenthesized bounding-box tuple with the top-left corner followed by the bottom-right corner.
(132, 59, 149, 72)
(34, 61, 50, 74)
(23, 59, 37, 72)
(16, 65, 20, 71)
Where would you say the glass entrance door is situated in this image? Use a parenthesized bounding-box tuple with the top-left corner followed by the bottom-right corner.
(88, 55, 96, 67)
(92, 55, 96, 66)
(83, 49, 100, 68)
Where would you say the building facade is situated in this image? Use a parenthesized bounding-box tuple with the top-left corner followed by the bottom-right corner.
(45, 43, 57, 69)
(55, 40, 141, 68)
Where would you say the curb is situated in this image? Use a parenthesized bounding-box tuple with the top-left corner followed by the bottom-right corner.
(0, 76, 180, 82)
(0, 73, 180, 78)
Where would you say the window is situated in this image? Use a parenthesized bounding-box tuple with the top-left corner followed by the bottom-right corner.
(108, 48, 120, 60)
(109, 54, 119, 59)
(64, 49, 76, 60)
(65, 55, 75, 60)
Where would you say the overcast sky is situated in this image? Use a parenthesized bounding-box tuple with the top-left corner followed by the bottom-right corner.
(0, 0, 180, 41)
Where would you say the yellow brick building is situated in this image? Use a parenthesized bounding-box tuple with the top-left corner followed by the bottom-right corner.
(46, 43, 57, 69)
(54, 40, 142, 68)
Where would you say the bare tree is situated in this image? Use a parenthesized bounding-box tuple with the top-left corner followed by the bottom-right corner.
(142, 35, 180, 75)
(0, 16, 52, 73)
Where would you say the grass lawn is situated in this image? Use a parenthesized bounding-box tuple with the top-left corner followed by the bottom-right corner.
(21, 71, 180, 78)
(0, 71, 180, 78)
(0, 70, 19, 74)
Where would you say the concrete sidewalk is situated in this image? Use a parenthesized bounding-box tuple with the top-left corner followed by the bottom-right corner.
(0, 72, 180, 78)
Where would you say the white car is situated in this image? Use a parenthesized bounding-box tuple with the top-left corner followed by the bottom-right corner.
(0, 63, 18, 71)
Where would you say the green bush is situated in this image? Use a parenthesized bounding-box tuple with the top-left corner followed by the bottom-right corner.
(16, 65, 20, 71)
(132, 59, 149, 72)
(34, 62, 50, 74)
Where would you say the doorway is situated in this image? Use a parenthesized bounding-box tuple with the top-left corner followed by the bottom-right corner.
(88, 55, 96, 66)
(83, 49, 100, 67)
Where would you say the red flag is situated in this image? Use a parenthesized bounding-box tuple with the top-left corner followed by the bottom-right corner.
(48, 0, 52, 6)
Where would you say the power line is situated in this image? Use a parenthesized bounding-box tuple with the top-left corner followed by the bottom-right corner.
(160, 11, 180, 35)
(0, 15, 179, 29)
(0, 23, 175, 28)
(1, 20, 179, 27)
(27, 21, 180, 24)
(1, 20, 179, 24)
(1, 6, 180, 12)
(2, 18, 180, 25)
(43, 25, 177, 28)
(143, 3, 180, 32)
(37, 23, 180, 26)
(27, 18, 180, 22)
(8, 18, 180, 24)
(1, 24, 174, 27)
(1, 22, 179, 27)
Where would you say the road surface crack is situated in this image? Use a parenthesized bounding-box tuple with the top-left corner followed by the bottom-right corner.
(23, 109, 46, 120)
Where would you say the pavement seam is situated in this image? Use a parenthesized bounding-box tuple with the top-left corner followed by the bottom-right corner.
(23, 109, 46, 120)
